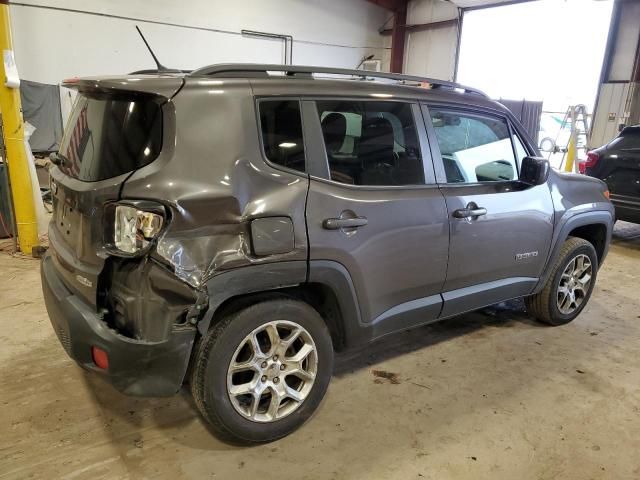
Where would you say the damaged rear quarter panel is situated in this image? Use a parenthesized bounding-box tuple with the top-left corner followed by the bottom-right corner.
(120, 78, 309, 288)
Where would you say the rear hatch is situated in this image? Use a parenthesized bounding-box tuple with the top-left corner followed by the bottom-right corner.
(49, 75, 183, 306)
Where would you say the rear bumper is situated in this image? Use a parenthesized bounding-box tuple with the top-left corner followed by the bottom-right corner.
(41, 252, 196, 396)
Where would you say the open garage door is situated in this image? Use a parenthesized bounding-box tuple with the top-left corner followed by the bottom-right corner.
(457, 0, 613, 111)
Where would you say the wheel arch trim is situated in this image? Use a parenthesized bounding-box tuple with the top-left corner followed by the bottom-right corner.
(534, 210, 613, 294)
(199, 261, 308, 334)
(198, 259, 365, 348)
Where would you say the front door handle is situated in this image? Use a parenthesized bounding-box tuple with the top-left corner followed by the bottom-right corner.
(323, 216, 368, 230)
(452, 205, 487, 219)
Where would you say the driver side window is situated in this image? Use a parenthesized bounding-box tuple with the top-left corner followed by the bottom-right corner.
(429, 109, 517, 183)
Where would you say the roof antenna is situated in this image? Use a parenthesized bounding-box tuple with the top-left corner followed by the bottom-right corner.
(355, 54, 375, 70)
(135, 25, 168, 72)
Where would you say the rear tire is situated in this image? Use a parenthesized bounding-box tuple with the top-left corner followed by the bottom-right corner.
(190, 298, 333, 443)
(526, 237, 598, 326)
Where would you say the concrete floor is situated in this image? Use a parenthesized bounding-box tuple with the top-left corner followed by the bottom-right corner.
(2, 223, 640, 480)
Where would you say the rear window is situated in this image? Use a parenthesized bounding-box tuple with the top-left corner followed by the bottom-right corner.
(58, 93, 163, 181)
(608, 131, 640, 150)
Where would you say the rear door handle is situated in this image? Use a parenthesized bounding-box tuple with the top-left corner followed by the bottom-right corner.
(323, 216, 368, 230)
(452, 206, 487, 218)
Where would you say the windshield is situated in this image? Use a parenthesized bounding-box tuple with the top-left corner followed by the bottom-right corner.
(58, 92, 163, 181)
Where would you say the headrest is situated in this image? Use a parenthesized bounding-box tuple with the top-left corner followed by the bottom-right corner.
(361, 116, 394, 146)
(321, 113, 347, 152)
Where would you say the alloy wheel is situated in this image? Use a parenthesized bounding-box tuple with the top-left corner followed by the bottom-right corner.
(226, 320, 318, 423)
(557, 254, 593, 315)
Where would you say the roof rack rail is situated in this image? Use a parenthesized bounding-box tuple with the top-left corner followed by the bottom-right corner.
(129, 68, 192, 75)
(189, 63, 488, 97)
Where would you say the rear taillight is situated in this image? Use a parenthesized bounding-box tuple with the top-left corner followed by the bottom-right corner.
(105, 201, 166, 256)
(585, 151, 600, 169)
(114, 205, 164, 254)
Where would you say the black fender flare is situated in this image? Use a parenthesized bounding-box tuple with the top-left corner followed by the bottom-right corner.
(197, 259, 366, 348)
(533, 210, 614, 294)
(198, 260, 307, 334)
(307, 260, 364, 348)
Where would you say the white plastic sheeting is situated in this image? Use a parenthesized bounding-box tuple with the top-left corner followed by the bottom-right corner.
(23, 122, 48, 236)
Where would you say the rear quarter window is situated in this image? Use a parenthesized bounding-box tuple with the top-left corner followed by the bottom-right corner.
(258, 100, 306, 173)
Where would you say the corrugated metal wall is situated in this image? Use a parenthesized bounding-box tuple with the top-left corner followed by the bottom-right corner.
(591, 0, 640, 147)
(498, 99, 543, 144)
(590, 82, 633, 148)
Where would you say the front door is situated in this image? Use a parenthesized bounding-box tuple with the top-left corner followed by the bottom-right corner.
(423, 105, 554, 317)
(304, 99, 449, 333)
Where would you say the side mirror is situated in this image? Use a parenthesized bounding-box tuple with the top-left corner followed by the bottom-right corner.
(520, 156, 550, 186)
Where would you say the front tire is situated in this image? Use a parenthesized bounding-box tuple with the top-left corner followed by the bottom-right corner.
(191, 298, 333, 443)
(526, 237, 598, 326)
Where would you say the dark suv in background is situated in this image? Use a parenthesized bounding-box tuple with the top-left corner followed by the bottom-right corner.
(42, 64, 613, 443)
(582, 125, 640, 223)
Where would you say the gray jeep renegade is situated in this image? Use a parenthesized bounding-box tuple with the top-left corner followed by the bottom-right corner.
(42, 64, 614, 443)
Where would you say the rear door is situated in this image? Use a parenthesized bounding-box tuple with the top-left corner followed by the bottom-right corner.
(423, 104, 554, 317)
(49, 83, 175, 305)
(304, 99, 449, 332)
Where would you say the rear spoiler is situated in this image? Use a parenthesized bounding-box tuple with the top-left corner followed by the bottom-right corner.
(62, 75, 184, 99)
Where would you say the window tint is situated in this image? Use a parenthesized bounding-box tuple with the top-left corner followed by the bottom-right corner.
(430, 109, 517, 183)
(259, 100, 305, 172)
(316, 101, 424, 186)
(59, 93, 162, 182)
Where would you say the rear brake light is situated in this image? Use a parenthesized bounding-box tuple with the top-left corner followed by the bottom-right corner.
(585, 151, 600, 169)
(91, 346, 109, 370)
(604, 190, 610, 200)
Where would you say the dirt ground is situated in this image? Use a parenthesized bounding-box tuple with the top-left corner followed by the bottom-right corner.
(1, 223, 640, 480)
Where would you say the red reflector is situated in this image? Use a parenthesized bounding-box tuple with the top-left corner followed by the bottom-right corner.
(91, 346, 109, 370)
(585, 151, 600, 169)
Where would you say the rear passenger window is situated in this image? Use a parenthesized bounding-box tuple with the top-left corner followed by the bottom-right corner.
(259, 100, 306, 172)
(316, 101, 424, 186)
(430, 109, 517, 183)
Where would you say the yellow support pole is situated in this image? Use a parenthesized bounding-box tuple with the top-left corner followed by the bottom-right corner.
(564, 131, 577, 173)
(0, 0, 39, 254)
(564, 105, 578, 173)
